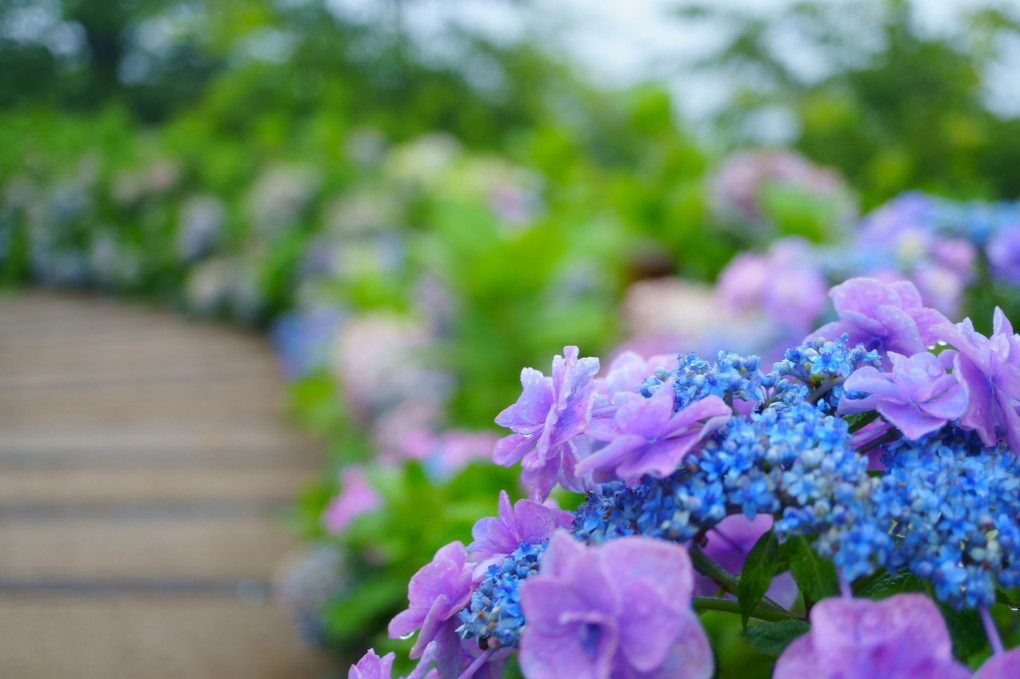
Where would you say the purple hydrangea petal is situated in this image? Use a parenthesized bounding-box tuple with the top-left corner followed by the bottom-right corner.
(614, 579, 686, 672)
(520, 534, 711, 679)
(615, 434, 702, 480)
(575, 393, 730, 484)
(538, 529, 587, 576)
(638, 613, 714, 679)
(349, 649, 396, 679)
(772, 634, 818, 678)
(974, 649, 1020, 679)
(775, 594, 969, 679)
(843, 366, 905, 401)
(519, 580, 618, 679)
(599, 537, 696, 607)
(491, 433, 533, 467)
(493, 347, 601, 499)
(919, 379, 968, 420)
(388, 541, 472, 658)
(467, 490, 574, 566)
(496, 369, 552, 429)
(841, 351, 966, 441)
(810, 278, 949, 356)
(953, 347, 998, 446)
(574, 435, 648, 480)
(877, 401, 949, 440)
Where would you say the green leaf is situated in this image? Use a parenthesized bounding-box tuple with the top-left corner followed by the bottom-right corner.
(320, 575, 407, 643)
(937, 601, 987, 661)
(843, 410, 879, 434)
(739, 529, 779, 628)
(742, 619, 812, 657)
(854, 569, 924, 600)
(787, 536, 839, 604)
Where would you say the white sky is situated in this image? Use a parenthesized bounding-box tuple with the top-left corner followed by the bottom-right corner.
(330, 0, 1020, 127)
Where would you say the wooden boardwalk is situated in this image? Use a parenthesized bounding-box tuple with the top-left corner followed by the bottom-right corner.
(0, 291, 333, 678)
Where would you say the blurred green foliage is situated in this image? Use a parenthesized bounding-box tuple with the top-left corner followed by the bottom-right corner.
(679, 0, 1020, 207)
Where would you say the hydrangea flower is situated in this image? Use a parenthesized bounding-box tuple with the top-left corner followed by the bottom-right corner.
(813, 427, 1020, 606)
(389, 542, 473, 663)
(841, 351, 966, 440)
(518, 532, 712, 679)
(467, 491, 574, 573)
(576, 380, 731, 486)
(987, 225, 1020, 287)
(458, 541, 545, 650)
(349, 646, 438, 679)
(493, 346, 601, 499)
(321, 466, 382, 535)
(349, 649, 397, 679)
(596, 351, 678, 403)
(934, 309, 1020, 450)
(810, 278, 949, 356)
(716, 239, 829, 334)
(773, 594, 970, 679)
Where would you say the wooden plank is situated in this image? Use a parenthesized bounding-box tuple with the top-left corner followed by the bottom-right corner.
(0, 596, 333, 679)
(0, 381, 288, 423)
(0, 347, 280, 382)
(0, 367, 277, 391)
(0, 423, 313, 453)
(0, 517, 300, 580)
(0, 467, 315, 505)
(0, 291, 331, 678)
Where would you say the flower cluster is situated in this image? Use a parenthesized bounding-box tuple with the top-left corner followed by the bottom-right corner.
(814, 427, 1020, 607)
(351, 277, 1020, 679)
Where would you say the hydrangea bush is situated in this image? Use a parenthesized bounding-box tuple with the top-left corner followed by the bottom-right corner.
(349, 277, 1020, 679)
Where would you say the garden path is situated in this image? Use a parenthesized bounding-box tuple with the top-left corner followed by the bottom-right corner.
(0, 290, 332, 678)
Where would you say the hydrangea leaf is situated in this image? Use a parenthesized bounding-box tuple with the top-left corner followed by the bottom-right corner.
(843, 409, 879, 433)
(936, 599, 987, 661)
(742, 619, 811, 657)
(787, 536, 839, 605)
(854, 569, 924, 600)
(738, 529, 778, 628)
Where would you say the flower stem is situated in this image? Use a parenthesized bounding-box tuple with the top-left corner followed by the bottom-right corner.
(689, 544, 796, 619)
(980, 607, 1004, 655)
(855, 428, 899, 455)
(692, 596, 797, 622)
(455, 649, 494, 679)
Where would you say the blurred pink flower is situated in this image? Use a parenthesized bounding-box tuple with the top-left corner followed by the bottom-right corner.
(321, 466, 382, 535)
